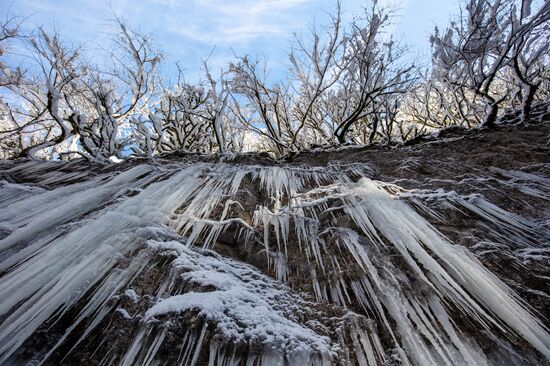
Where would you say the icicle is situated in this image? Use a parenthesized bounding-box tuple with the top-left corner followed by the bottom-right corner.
(345, 178, 550, 359)
(1, 160, 549, 365)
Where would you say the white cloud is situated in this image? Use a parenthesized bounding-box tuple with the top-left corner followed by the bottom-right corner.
(129, 0, 314, 45)
(4, 0, 460, 83)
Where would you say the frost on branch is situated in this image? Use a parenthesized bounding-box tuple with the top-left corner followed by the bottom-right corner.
(429, 0, 550, 127)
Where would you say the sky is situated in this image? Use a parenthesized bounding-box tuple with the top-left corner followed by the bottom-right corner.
(1, 0, 460, 82)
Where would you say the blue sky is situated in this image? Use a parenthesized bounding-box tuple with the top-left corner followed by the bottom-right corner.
(1, 0, 460, 81)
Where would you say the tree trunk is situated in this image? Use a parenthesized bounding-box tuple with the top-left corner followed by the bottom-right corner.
(482, 102, 498, 128)
(520, 83, 538, 123)
(212, 118, 225, 154)
(368, 115, 379, 144)
(335, 125, 348, 144)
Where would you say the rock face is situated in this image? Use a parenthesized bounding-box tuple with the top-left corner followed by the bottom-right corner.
(0, 121, 549, 366)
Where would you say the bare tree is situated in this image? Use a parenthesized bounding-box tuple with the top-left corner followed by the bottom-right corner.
(13, 28, 82, 159)
(508, 1, 550, 121)
(3, 0, 547, 161)
(403, 72, 484, 130)
(4, 18, 160, 161)
(145, 80, 214, 155)
(288, 1, 349, 146)
(141, 59, 235, 156)
(327, 1, 416, 143)
(240, 0, 416, 148)
(82, 16, 161, 160)
(0, 14, 26, 158)
(229, 56, 298, 155)
(533, 62, 550, 103)
(430, 0, 550, 127)
(202, 61, 231, 153)
(0, 15, 25, 90)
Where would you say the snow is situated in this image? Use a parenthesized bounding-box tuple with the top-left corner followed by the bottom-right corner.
(124, 289, 140, 303)
(116, 308, 134, 320)
(146, 240, 334, 359)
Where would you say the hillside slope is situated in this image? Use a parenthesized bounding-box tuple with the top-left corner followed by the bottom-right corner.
(0, 120, 549, 366)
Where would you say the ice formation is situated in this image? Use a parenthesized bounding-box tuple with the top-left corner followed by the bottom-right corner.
(0, 158, 548, 365)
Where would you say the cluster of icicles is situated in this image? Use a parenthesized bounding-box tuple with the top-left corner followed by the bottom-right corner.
(0, 159, 548, 365)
